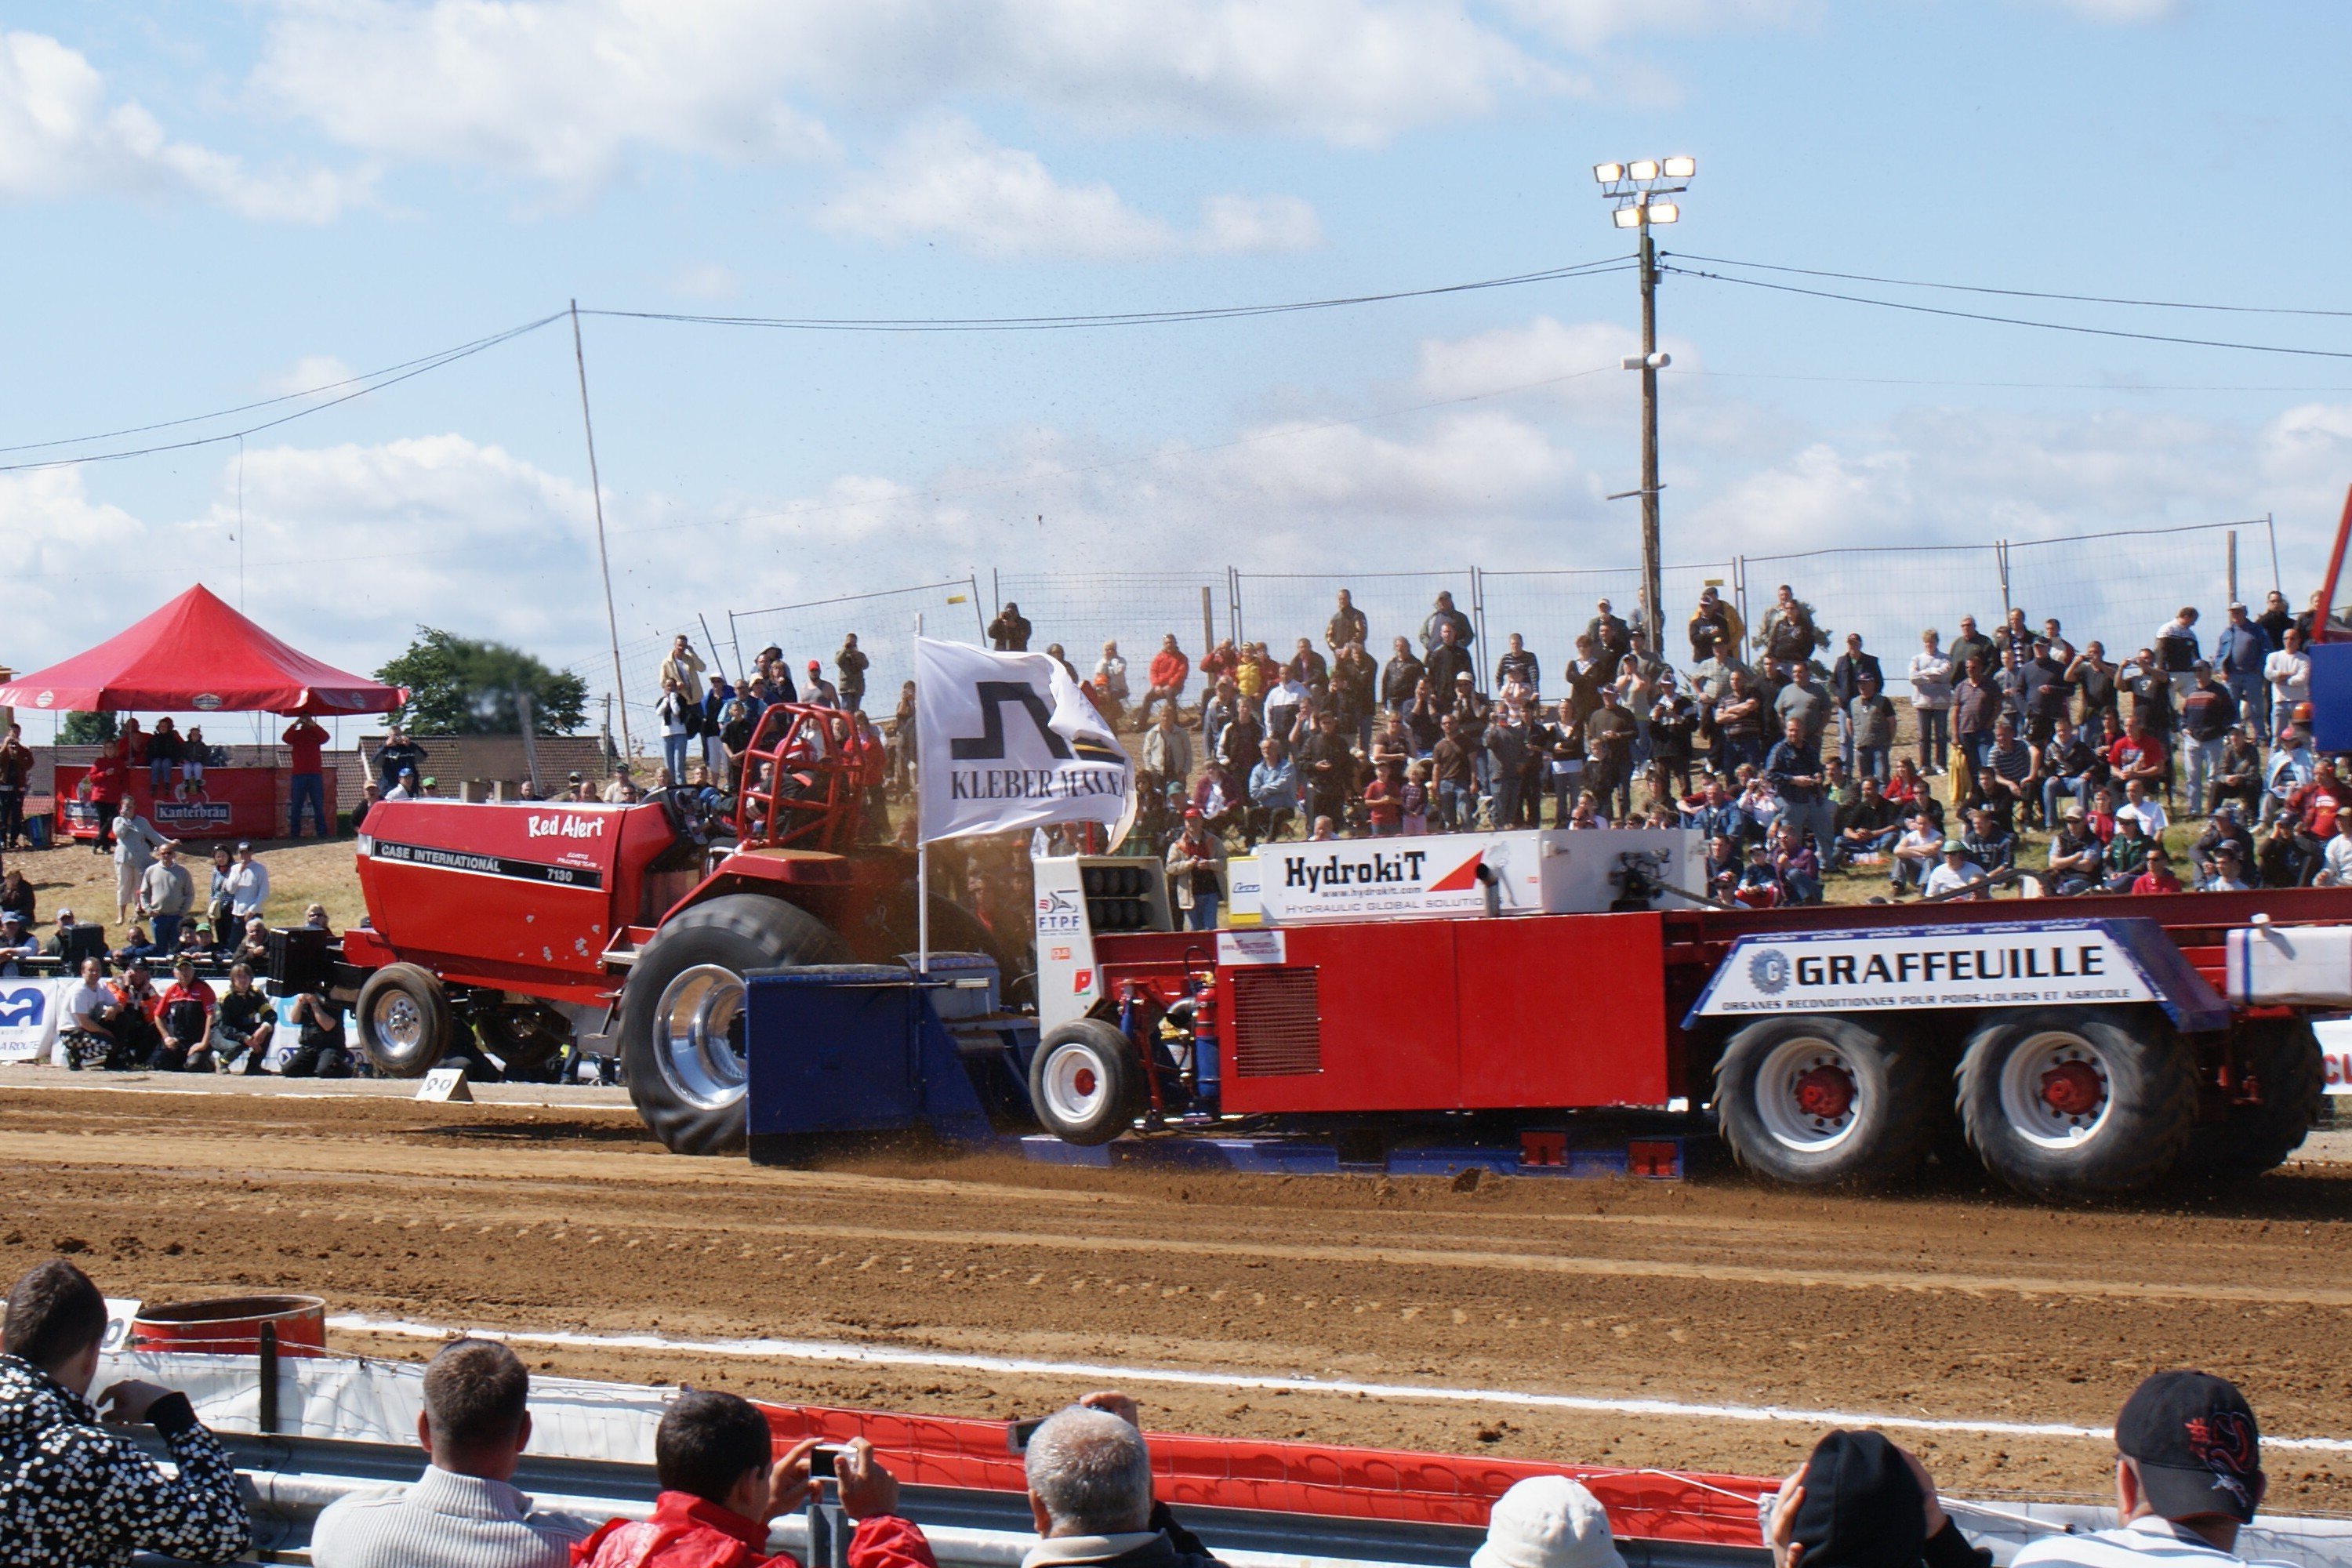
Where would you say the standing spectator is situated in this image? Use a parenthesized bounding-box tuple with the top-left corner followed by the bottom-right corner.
(138, 843, 195, 953)
(0, 1258, 249, 1566)
(1485, 706, 1529, 829)
(1381, 637, 1425, 715)
(1539, 699, 1584, 823)
(111, 809, 167, 927)
(1847, 673, 1896, 782)
(656, 677, 695, 788)
(1261, 667, 1307, 746)
(1994, 644, 2031, 730)
(1423, 621, 1473, 696)
(2264, 626, 2310, 734)
(659, 635, 707, 703)
(2067, 641, 2120, 736)
(1296, 711, 1358, 827)
(2153, 606, 2202, 698)
(2179, 662, 2240, 811)
(1773, 662, 1834, 748)
(1330, 641, 1377, 752)
(1995, 606, 2035, 669)
(1907, 631, 1953, 775)
(2214, 603, 2270, 740)
(803, 660, 839, 708)
(0, 723, 31, 850)
(1245, 739, 1298, 846)
(1431, 715, 1477, 829)
(2024, 638, 2075, 746)
(576, 1391, 931, 1568)
(222, 840, 270, 928)
(988, 603, 1032, 652)
(1287, 637, 1328, 692)
(1198, 637, 1241, 695)
(1583, 688, 1638, 820)
(1198, 678, 1239, 768)
(1140, 635, 1191, 724)
(1142, 709, 1192, 799)
(1648, 676, 1699, 804)
(312, 1338, 594, 1568)
(833, 633, 869, 712)
(2256, 588, 2294, 648)
(1829, 633, 1883, 768)
(376, 727, 427, 793)
(1759, 585, 1822, 668)
(1215, 699, 1263, 776)
(1420, 591, 1474, 655)
(1586, 601, 1632, 670)
(1233, 643, 1269, 717)
(1688, 585, 1741, 664)
(1715, 668, 1767, 773)
(1494, 633, 1540, 696)
(281, 715, 332, 839)
(1763, 718, 1833, 858)
(1165, 814, 1225, 931)
(1326, 589, 1369, 655)
(1951, 655, 2002, 780)
(1946, 614, 1995, 688)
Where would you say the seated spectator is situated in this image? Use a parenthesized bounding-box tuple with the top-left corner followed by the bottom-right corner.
(313, 1338, 592, 1568)
(2045, 811, 2107, 897)
(235, 916, 270, 971)
(2105, 815, 2155, 893)
(1960, 808, 2015, 876)
(1889, 811, 1943, 896)
(282, 993, 354, 1078)
(1140, 635, 1190, 725)
(1763, 1429, 1979, 1568)
(1566, 793, 1605, 830)
(577, 1388, 933, 1568)
(2258, 814, 2303, 888)
(0, 912, 35, 972)
(154, 959, 217, 1073)
(1733, 843, 1784, 907)
(2192, 805, 2257, 885)
(2012, 1372, 2267, 1568)
(0, 1257, 249, 1564)
(1246, 739, 1298, 847)
(1976, 717, 2037, 830)
(1830, 776, 1900, 869)
(212, 964, 276, 1075)
(1923, 840, 1989, 900)
(2038, 718, 2104, 829)
(2315, 813, 2352, 887)
(1287, 637, 1328, 693)
(107, 962, 165, 1069)
(2203, 842, 2253, 892)
(1021, 1399, 1220, 1568)
(2208, 728, 2264, 819)
(1703, 835, 1742, 901)
(2116, 778, 2169, 841)
(60, 957, 124, 1072)
(1308, 815, 1340, 840)
(2085, 785, 2121, 846)
(1470, 1475, 1623, 1568)
(1773, 823, 1821, 905)
(1190, 758, 1244, 840)
(0, 868, 32, 927)
(1094, 643, 1131, 722)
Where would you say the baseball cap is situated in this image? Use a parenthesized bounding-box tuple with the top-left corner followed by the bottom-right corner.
(0, 911, 20, 925)
(1471, 1476, 1625, 1568)
(1787, 1430, 1925, 1568)
(2117, 1370, 2263, 1524)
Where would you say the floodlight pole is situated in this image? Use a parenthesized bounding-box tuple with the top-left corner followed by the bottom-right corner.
(1636, 215, 1663, 664)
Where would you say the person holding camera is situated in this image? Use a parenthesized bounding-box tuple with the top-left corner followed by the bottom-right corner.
(575, 1388, 935, 1568)
(1021, 1392, 1223, 1568)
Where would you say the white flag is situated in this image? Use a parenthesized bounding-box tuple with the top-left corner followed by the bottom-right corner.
(915, 637, 1134, 845)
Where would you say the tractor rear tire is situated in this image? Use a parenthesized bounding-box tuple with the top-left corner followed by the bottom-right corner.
(1958, 1007, 2196, 1198)
(1714, 1014, 1936, 1187)
(2181, 1018, 2327, 1181)
(619, 895, 851, 1156)
(354, 964, 456, 1077)
(1029, 1018, 1144, 1146)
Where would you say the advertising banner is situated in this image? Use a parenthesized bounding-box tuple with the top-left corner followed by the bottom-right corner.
(54, 767, 301, 842)
(0, 978, 72, 1064)
(1687, 917, 2228, 1029)
(1253, 833, 1547, 924)
(2311, 1019, 2352, 1097)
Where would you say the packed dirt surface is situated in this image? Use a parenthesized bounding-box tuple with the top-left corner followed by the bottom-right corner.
(5, 1083, 2349, 1513)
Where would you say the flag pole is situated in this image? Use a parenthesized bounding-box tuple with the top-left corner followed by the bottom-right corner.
(915, 613, 928, 978)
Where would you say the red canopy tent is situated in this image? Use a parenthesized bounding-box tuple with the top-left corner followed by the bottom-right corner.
(0, 586, 407, 844)
(0, 585, 405, 717)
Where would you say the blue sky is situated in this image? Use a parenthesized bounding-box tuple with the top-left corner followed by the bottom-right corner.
(5, 0, 2351, 735)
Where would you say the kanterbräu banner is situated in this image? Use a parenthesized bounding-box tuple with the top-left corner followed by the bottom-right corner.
(54, 767, 300, 841)
(913, 638, 1133, 845)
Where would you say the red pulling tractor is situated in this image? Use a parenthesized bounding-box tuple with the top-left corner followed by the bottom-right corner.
(321, 702, 1010, 1154)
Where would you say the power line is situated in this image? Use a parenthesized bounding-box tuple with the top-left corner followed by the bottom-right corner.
(581, 256, 1635, 334)
(1665, 252, 2352, 320)
(1660, 264, 2352, 361)
(1667, 368, 2352, 393)
(0, 313, 566, 474)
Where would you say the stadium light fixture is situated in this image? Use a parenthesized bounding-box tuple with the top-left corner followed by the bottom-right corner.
(1612, 206, 1642, 228)
(1646, 202, 1679, 224)
(1662, 155, 1697, 179)
(1627, 159, 1661, 180)
(1593, 162, 1625, 183)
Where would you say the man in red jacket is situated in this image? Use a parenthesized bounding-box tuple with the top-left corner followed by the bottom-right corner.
(1138, 636, 1191, 726)
(574, 1390, 935, 1568)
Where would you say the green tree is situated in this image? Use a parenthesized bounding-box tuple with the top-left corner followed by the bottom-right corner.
(375, 628, 590, 735)
(57, 712, 118, 745)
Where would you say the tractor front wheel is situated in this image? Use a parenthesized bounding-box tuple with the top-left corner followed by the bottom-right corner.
(354, 964, 456, 1077)
(1029, 1018, 1145, 1146)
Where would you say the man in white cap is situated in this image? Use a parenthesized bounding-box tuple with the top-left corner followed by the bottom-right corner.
(1474, 1476, 1624, 1568)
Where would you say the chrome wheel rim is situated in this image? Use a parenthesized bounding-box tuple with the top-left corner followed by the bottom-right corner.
(1040, 1040, 1113, 1127)
(653, 964, 747, 1110)
(1755, 1034, 1865, 1153)
(1998, 1029, 2113, 1150)
(372, 993, 423, 1052)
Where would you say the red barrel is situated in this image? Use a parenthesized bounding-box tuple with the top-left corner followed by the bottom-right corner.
(129, 1295, 328, 1358)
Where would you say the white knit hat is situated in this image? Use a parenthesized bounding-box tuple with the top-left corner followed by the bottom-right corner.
(1471, 1477, 1626, 1568)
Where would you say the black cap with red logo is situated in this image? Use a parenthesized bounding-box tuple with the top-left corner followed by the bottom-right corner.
(2117, 1370, 2263, 1524)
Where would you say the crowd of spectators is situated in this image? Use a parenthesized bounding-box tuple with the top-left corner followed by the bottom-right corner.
(1016, 582, 2352, 913)
(0, 1255, 2288, 1568)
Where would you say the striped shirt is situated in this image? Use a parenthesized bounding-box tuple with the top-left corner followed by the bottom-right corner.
(2012, 1515, 2289, 1568)
(310, 1465, 594, 1568)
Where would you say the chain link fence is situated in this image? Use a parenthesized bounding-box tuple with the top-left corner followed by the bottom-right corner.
(727, 578, 985, 714)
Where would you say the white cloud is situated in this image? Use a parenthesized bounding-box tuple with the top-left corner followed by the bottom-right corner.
(2017, 0, 2181, 21)
(267, 354, 359, 397)
(251, 0, 1547, 190)
(818, 117, 1323, 260)
(1494, 0, 1816, 49)
(666, 263, 741, 301)
(0, 31, 368, 220)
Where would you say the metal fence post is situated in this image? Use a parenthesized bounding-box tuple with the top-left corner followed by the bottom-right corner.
(1228, 566, 1243, 648)
(965, 575, 987, 641)
(2227, 530, 2238, 605)
(257, 1321, 279, 1436)
(1732, 556, 1749, 663)
(1996, 541, 2012, 621)
(1469, 566, 1489, 691)
(2268, 513, 2281, 593)
(1199, 586, 1216, 665)
(990, 568, 1001, 625)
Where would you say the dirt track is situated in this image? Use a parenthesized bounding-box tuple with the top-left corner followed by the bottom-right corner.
(6, 1085, 2350, 1512)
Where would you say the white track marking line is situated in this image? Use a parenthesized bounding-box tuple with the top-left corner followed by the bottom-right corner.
(328, 1315, 2352, 1454)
